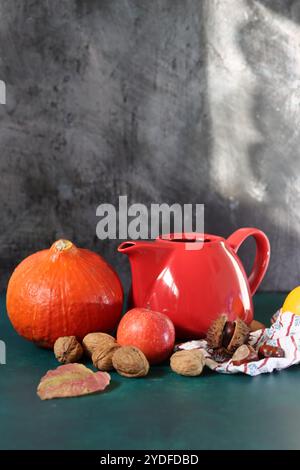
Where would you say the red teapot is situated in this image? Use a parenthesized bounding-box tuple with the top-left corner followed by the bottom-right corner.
(118, 228, 270, 339)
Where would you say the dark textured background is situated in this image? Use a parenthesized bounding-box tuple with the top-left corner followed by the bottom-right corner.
(0, 0, 300, 292)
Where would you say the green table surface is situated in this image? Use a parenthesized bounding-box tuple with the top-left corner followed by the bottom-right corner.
(1, 292, 300, 450)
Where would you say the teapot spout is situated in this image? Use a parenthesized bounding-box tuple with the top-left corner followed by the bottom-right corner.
(118, 241, 140, 253)
(118, 240, 171, 307)
(118, 240, 169, 256)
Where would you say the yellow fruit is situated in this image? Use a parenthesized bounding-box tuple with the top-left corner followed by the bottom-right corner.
(282, 287, 300, 315)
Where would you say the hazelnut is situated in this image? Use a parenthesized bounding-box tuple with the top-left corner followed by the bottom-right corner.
(54, 336, 83, 363)
(92, 343, 120, 371)
(112, 346, 149, 378)
(170, 349, 205, 376)
(82, 332, 116, 357)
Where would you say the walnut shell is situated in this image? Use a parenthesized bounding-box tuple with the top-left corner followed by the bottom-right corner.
(82, 332, 116, 357)
(92, 343, 120, 371)
(112, 346, 149, 378)
(54, 336, 83, 364)
(170, 349, 205, 376)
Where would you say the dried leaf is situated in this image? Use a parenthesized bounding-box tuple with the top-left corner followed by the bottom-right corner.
(37, 363, 110, 400)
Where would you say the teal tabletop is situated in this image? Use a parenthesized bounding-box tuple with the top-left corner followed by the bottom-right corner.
(1, 292, 299, 450)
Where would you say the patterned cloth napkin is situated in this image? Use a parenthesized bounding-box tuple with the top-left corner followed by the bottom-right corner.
(178, 311, 300, 376)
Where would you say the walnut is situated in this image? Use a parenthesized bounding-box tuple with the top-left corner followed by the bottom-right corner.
(54, 336, 83, 364)
(92, 343, 120, 371)
(82, 332, 116, 357)
(112, 346, 149, 378)
(170, 349, 205, 376)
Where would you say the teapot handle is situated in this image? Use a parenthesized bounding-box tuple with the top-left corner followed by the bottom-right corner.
(227, 228, 270, 296)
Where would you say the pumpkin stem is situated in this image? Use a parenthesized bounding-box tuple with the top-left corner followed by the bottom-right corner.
(53, 239, 74, 252)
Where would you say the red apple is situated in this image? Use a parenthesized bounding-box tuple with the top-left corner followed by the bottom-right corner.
(116, 308, 175, 364)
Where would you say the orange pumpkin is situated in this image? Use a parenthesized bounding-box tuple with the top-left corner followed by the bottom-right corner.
(6, 239, 123, 348)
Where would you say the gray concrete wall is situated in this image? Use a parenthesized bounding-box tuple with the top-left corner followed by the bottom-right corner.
(0, 0, 300, 292)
